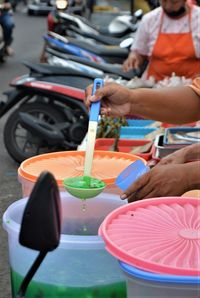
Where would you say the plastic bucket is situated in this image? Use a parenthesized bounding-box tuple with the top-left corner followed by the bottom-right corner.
(119, 262, 199, 298)
(3, 192, 127, 298)
(18, 150, 146, 197)
(99, 197, 200, 298)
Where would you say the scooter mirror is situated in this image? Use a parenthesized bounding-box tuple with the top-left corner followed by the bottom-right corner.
(134, 9, 143, 19)
(120, 37, 134, 49)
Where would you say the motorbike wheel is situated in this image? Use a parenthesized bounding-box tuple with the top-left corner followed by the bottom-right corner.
(4, 102, 67, 163)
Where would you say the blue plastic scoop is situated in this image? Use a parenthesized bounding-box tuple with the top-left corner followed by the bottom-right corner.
(115, 159, 149, 191)
(63, 77, 149, 199)
(83, 78, 104, 177)
(63, 78, 105, 200)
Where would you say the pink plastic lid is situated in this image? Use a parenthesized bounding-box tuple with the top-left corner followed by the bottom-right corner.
(99, 197, 200, 276)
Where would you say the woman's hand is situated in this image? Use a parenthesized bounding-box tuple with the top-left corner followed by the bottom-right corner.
(123, 51, 143, 72)
(121, 163, 190, 202)
(85, 82, 132, 117)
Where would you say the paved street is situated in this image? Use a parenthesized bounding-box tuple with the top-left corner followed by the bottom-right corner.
(0, 8, 46, 298)
(0, 2, 130, 297)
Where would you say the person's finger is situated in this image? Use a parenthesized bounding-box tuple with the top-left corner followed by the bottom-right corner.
(101, 107, 112, 116)
(125, 177, 154, 202)
(120, 172, 150, 200)
(85, 84, 93, 108)
(126, 184, 154, 202)
(140, 190, 157, 200)
(123, 57, 134, 72)
(127, 60, 133, 72)
(134, 58, 140, 69)
(158, 159, 171, 165)
(122, 60, 129, 72)
(158, 157, 176, 166)
(85, 84, 93, 98)
(85, 85, 106, 110)
(93, 83, 110, 97)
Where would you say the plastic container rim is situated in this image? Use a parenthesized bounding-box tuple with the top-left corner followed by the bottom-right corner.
(3, 196, 117, 248)
(119, 261, 200, 284)
(99, 196, 200, 277)
(18, 150, 146, 186)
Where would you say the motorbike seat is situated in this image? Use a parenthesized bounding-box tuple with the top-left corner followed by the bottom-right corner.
(67, 25, 128, 46)
(67, 37, 128, 58)
(46, 47, 138, 80)
(58, 12, 139, 38)
(23, 61, 97, 79)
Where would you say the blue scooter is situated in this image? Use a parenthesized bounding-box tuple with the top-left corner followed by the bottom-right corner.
(43, 31, 130, 64)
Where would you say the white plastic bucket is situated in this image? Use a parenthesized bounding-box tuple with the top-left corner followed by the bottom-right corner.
(119, 261, 200, 298)
(3, 192, 127, 298)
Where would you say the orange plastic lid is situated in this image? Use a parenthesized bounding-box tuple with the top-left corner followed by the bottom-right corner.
(18, 151, 146, 186)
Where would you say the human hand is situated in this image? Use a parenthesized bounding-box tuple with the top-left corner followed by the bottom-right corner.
(85, 82, 132, 117)
(123, 51, 141, 72)
(3, 2, 11, 9)
(121, 164, 189, 202)
(158, 147, 188, 166)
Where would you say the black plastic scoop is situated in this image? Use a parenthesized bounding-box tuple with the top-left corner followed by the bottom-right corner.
(16, 171, 61, 298)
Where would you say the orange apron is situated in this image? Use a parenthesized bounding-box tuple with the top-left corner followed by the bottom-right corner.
(147, 7, 200, 81)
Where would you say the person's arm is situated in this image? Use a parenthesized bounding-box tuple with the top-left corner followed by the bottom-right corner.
(121, 162, 200, 202)
(130, 86, 200, 124)
(123, 12, 149, 72)
(85, 83, 200, 124)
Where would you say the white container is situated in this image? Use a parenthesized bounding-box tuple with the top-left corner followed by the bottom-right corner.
(153, 134, 188, 159)
(119, 262, 200, 298)
(3, 192, 127, 298)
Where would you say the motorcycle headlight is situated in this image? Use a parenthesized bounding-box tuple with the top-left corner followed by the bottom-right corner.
(56, 0, 68, 10)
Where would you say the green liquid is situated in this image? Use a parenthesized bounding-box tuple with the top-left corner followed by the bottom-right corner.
(63, 176, 105, 189)
(11, 269, 126, 298)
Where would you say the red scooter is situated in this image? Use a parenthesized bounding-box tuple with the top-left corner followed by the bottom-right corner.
(0, 62, 95, 163)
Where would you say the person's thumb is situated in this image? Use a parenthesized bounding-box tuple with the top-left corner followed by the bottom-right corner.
(134, 58, 140, 70)
(123, 59, 130, 72)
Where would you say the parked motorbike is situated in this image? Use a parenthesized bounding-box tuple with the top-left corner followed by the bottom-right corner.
(45, 46, 141, 79)
(43, 32, 129, 64)
(40, 7, 141, 63)
(0, 62, 97, 163)
(58, 25, 136, 46)
(50, 8, 142, 41)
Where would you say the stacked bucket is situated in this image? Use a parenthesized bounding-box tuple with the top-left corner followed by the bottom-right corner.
(3, 149, 200, 297)
(3, 150, 147, 298)
(99, 197, 200, 298)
